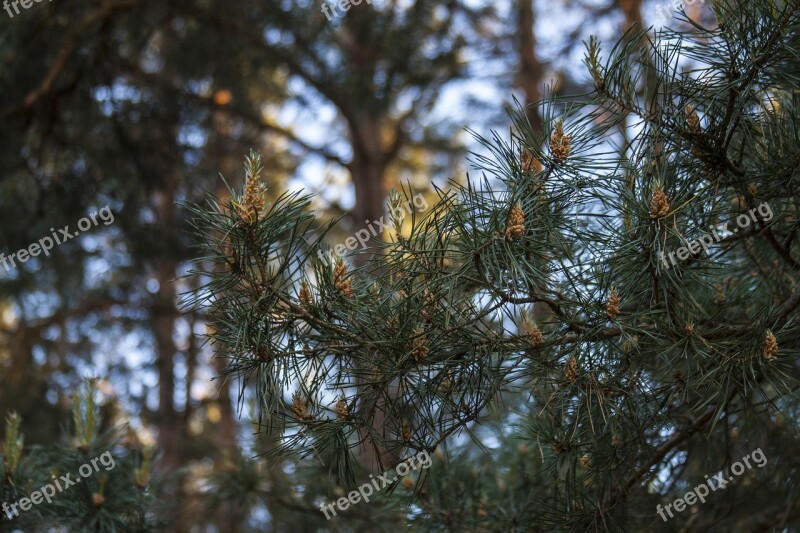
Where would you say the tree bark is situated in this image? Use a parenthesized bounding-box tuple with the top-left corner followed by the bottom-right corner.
(518, 0, 544, 133)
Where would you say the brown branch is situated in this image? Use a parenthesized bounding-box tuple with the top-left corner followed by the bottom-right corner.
(607, 388, 737, 509)
(1, 0, 142, 119)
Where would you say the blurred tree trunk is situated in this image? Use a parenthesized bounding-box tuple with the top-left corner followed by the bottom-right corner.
(517, 0, 543, 134)
(151, 173, 188, 531)
(348, 112, 388, 232)
(153, 178, 182, 471)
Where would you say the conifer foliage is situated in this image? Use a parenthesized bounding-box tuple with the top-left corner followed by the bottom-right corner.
(186, 2, 800, 530)
(0, 380, 153, 531)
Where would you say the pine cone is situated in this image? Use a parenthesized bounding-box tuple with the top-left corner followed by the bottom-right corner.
(527, 324, 543, 347)
(401, 420, 412, 442)
(299, 281, 313, 308)
(505, 204, 525, 241)
(565, 357, 579, 382)
(549, 119, 571, 163)
(291, 393, 314, 421)
(236, 153, 266, 225)
(335, 398, 350, 420)
(521, 149, 543, 174)
(762, 330, 778, 362)
(333, 259, 354, 297)
(606, 290, 621, 320)
(685, 105, 701, 133)
(650, 186, 670, 219)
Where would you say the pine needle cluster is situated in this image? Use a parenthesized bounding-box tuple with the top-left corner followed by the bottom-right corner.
(186, 2, 800, 529)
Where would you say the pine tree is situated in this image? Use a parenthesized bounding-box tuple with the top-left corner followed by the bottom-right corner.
(185, 1, 800, 530)
(0, 380, 153, 531)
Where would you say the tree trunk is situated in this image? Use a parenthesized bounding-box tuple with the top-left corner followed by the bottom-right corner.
(518, 0, 544, 133)
(348, 113, 387, 233)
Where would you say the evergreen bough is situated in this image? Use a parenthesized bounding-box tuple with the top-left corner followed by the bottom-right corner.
(186, 2, 800, 530)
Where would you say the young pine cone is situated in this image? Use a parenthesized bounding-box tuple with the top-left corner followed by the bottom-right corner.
(335, 398, 351, 420)
(564, 358, 579, 382)
(527, 324, 543, 347)
(236, 153, 266, 225)
(762, 330, 779, 362)
(685, 105, 701, 133)
(505, 204, 525, 241)
(606, 290, 621, 320)
(650, 186, 670, 219)
(521, 149, 543, 174)
(401, 420, 412, 442)
(291, 393, 314, 421)
(333, 259, 354, 297)
(299, 281, 313, 307)
(549, 120, 571, 163)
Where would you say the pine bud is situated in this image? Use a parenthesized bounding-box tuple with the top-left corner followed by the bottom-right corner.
(650, 186, 670, 219)
(521, 148, 543, 174)
(762, 330, 778, 362)
(549, 119, 571, 163)
(402, 476, 415, 490)
(335, 397, 350, 420)
(333, 259, 354, 298)
(565, 357, 579, 382)
(422, 289, 437, 323)
(505, 204, 525, 241)
(527, 324, 543, 347)
(587, 36, 605, 92)
(606, 290, 621, 320)
(401, 419, 412, 442)
(92, 493, 105, 507)
(291, 393, 314, 421)
(299, 281, 313, 308)
(223, 243, 237, 273)
(235, 152, 266, 225)
(685, 105, 701, 133)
